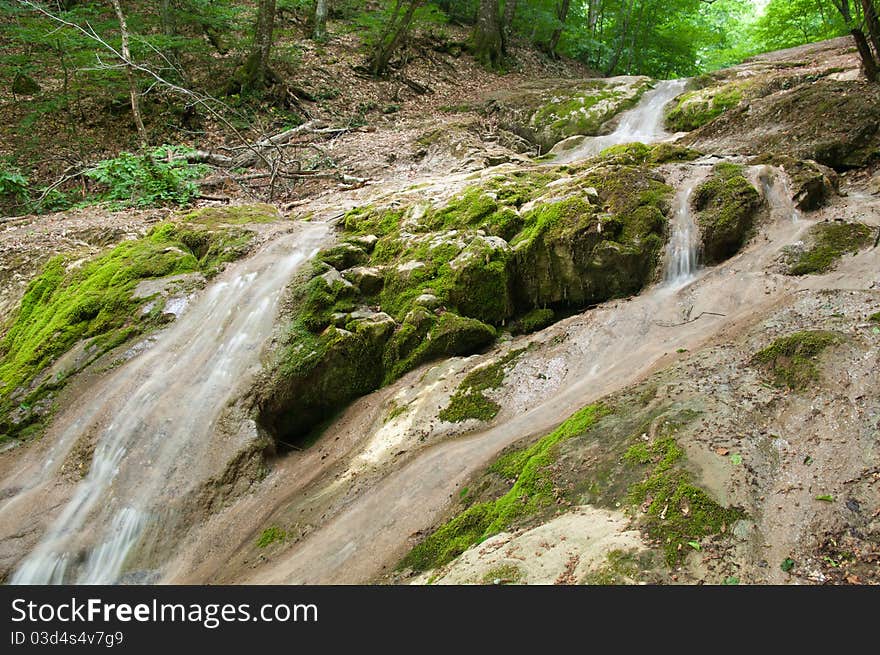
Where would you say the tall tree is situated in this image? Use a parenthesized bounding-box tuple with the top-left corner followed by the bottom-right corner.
(501, 0, 518, 54)
(241, 0, 277, 91)
(546, 0, 571, 57)
(829, 0, 879, 80)
(861, 0, 880, 55)
(473, 0, 503, 67)
(109, 0, 147, 146)
(313, 0, 328, 41)
(367, 0, 424, 77)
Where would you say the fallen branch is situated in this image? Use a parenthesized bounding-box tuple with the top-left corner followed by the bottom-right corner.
(654, 311, 727, 328)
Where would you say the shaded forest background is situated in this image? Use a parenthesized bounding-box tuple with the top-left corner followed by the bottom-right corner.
(0, 0, 876, 213)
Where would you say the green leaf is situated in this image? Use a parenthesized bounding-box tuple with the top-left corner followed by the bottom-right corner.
(781, 557, 795, 572)
(722, 576, 739, 585)
(687, 540, 701, 551)
(730, 453, 742, 465)
(803, 455, 813, 465)
(815, 494, 834, 502)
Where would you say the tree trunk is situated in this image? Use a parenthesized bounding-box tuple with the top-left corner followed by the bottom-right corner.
(242, 0, 277, 91)
(368, 0, 423, 77)
(161, 0, 174, 36)
(588, 0, 600, 31)
(473, 0, 503, 67)
(547, 0, 571, 57)
(861, 0, 880, 57)
(501, 0, 517, 54)
(852, 28, 879, 80)
(109, 0, 147, 147)
(313, 0, 328, 41)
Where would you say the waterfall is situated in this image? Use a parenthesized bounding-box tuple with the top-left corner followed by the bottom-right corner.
(664, 178, 702, 286)
(555, 78, 688, 163)
(7, 222, 329, 584)
(756, 165, 801, 223)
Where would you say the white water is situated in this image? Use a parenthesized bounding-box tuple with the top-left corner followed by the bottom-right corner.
(554, 79, 688, 163)
(663, 178, 703, 286)
(755, 165, 801, 223)
(6, 222, 328, 584)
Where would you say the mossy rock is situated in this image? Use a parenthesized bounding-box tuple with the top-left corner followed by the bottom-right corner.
(260, 315, 394, 444)
(447, 236, 512, 324)
(598, 142, 702, 167)
(665, 83, 744, 132)
(683, 79, 880, 170)
(319, 242, 370, 270)
(178, 203, 281, 226)
(511, 166, 670, 309)
(0, 221, 257, 441)
(693, 163, 762, 264)
(787, 221, 873, 275)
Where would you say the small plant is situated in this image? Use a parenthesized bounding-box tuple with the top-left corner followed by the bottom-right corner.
(85, 145, 208, 208)
(0, 160, 29, 201)
(256, 526, 287, 548)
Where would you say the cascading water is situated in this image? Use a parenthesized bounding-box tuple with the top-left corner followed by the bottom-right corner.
(663, 178, 702, 286)
(755, 165, 801, 223)
(554, 78, 688, 163)
(5, 222, 329, 584)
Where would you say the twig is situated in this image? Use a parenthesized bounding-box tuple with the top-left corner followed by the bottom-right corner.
(654, 311, 727, 328)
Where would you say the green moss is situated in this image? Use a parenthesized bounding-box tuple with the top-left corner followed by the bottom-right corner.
(751, 330, 839, 390)
(177, 203, 281, 226)
(424, 188, 523, 240)
(582, 549, 645, 585)
(869, 312, 880, 323)
(439, 349, 524, 423)
(511, 165, 671, 309)
(480, 563, 523, 584)
(0, 222, 253, 427)
(597, 142, 701, 167)
(693, 163, 762, 264)
(256, 526, 287, 548)
(401, 403, 608, 571)
(439, 392, 500, 423)
(511, 308, 555, 335)
(342, 205, 405, 236)
(625, 435, 743, 566)
(665, 84, 743, 132)
(788, 222, 872, 275)
(385, 313, 496, 383)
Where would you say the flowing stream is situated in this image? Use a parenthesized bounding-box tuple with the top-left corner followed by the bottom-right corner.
(554, 78, 687, 163)
(5, 222, 328, 584)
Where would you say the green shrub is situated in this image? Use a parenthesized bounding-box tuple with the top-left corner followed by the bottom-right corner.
(0, 161, 29, 200)
(85, 145, 208, 208)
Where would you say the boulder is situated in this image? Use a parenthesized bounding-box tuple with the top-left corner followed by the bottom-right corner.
(342, 266, 385, 295)
(693, 163, 763, 264)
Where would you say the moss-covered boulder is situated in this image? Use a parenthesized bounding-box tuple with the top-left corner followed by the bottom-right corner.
(511, 166, 670, 309)
(0, 207, 272, 442)
(259, 315, 394, 442)
(693, 163, 762, 264)
(487, 77, 653, 151)
(260, 162, 674, 445)
(665, 82, 744, 132)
